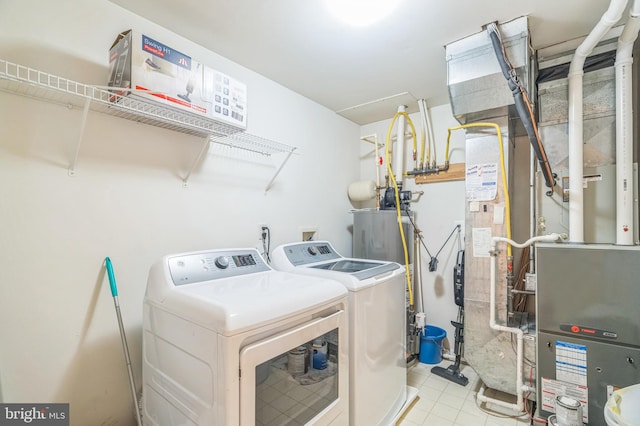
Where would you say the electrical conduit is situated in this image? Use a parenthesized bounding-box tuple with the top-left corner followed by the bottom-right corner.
(616, 0, 640, 245)
(568, 0, 628, 242)
(476, 233, 563, 412)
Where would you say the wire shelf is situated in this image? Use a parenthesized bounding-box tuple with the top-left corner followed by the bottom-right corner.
(0, 59, 297, 189)
(0, 59, 296, 156)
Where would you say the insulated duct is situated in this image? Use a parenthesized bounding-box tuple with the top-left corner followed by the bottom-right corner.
(487, 23, 557, 195)
(568, 0, 628, 242)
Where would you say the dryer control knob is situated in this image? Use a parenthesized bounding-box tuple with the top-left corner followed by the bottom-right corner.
(307, 246, 318, 255)
(215, 256, 229, 269)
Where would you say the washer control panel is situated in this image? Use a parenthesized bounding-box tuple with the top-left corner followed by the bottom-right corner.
(168, 249, 270, 286)
(282, 241, 341, 266)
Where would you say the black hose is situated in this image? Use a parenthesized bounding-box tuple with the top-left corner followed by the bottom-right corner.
(487, 23, 557, 196)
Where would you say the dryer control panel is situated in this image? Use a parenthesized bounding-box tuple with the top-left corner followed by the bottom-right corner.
(168, 249, 270, 286)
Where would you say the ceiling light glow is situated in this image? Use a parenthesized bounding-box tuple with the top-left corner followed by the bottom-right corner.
(326, 0, 400, 27)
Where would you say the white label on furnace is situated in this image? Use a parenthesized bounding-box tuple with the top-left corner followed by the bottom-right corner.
(541, 377, 589, 423)
(472, 228, 492, 258)
(466, 163, 497, 201)
(556, 341, 587, 386)
(493, 204, 504, 225)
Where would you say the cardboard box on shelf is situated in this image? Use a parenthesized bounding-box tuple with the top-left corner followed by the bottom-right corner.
(208, 67, 247, 129)
(108, 30, 247, 129)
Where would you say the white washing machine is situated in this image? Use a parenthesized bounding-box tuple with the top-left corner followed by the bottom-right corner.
(271, 241, 418, 426)
(142, 248, 349, 425)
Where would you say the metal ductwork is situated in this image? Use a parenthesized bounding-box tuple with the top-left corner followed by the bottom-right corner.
(446, 17, 532, 124)
(445, 16, 534, 397)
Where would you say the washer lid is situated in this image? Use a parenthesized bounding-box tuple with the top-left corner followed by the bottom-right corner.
(271, 241, 405, 289)
(310, 259, 400, 280)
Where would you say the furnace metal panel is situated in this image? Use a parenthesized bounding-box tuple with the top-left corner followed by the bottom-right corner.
(537, 332, 640, 425)
(536, 243, 640, 346)
(536, 243, 640, 424)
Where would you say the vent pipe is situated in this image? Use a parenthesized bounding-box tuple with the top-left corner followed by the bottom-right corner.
(616, 0, 640, 245)
(568, 0, 627, 242)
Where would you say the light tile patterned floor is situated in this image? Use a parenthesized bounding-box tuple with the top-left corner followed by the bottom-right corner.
(398, 360, 533, 426)
(256, 360, 338, 426)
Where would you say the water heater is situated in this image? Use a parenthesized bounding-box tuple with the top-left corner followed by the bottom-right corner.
(352, 209, 414, 265)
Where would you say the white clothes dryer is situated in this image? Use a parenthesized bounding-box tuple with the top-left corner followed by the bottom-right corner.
(271, 241, 418, 426)
(142, 248, 349, 426)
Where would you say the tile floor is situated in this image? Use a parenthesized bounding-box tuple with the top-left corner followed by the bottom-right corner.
(398, 360, 533, 426)
(256, 356, 338, 426)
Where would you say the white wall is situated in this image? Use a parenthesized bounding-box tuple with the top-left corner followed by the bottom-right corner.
(0, 1, 360, 424)
(358, 105, 466, 351)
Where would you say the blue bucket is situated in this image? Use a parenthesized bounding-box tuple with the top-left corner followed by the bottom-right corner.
(419, 325, 447, 364)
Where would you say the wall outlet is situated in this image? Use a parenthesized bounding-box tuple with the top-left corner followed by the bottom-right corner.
(259, 224, 268, 241)
(300, 226, 318, 241)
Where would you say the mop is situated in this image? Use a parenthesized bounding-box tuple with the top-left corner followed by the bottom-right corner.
(431, 250, 468, 386)
(105, 257, 143, 426)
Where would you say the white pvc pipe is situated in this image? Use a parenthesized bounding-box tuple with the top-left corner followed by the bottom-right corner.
(616, 1, 640, 245)
(425, 100, 437, 167)
(418, 98, 436, 168)
(568, 0, 628, 243)
(476, 233, 561, 413)
(418, 99, 427, 169)
(394, 105, 406, 183)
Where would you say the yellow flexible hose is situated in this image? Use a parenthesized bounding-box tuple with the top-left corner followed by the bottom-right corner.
(447, 122, 512, 257)
(385, 111, 418, 307)
(444, 131, 451, 164)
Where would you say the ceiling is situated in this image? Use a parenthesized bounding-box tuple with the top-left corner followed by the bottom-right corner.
(109, 0, 622, 125)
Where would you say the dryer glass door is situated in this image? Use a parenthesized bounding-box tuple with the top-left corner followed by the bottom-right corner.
(239, 309, 345, 425)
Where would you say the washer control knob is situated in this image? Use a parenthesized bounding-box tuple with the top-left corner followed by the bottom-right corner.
(307, 246, 318, 255)
(215, 256, 229, 269)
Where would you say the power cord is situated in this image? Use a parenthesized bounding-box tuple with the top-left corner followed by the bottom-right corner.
(261, 226, 271, 263)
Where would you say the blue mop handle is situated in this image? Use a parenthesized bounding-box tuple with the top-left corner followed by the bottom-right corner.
(105, 257, 118, 297)
(103, 256, 142, 426)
